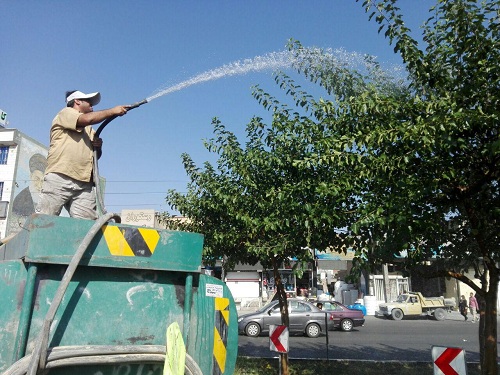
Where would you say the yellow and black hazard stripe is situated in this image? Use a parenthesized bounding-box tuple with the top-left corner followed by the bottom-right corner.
(101, 225, 160, 257)
(213, 297, 229, 375)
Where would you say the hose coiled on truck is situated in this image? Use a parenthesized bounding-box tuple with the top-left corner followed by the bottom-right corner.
(5, 345, 203, 375)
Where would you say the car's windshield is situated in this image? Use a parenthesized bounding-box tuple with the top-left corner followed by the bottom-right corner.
(396, 294, 409, 303)
(255, 301, 278, 313)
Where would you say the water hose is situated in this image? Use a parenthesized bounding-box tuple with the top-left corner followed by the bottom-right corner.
(26, 212, 120, 375)
(95, 99, 148, 138)
(93, 99, 148, 216)
(8, 345, 203, 375)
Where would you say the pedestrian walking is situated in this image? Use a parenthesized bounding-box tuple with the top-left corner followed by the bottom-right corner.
(458, 295, 468, 321)
(469, 292, 479, 322)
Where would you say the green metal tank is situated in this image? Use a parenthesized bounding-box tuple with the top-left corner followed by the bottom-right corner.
(0, 214, 238, 375)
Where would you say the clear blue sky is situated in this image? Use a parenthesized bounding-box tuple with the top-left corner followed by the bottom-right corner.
(1, 1, 436, 214)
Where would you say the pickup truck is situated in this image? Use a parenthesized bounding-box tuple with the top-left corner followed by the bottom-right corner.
(377, 292, 456, 321)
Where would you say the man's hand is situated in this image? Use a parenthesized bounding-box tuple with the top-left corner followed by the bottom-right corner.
(92, 136, 103, 159)
(92, 137, 103, 148)
(112, 105, 129, 116)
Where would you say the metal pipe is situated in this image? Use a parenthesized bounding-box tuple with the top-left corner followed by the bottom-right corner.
(12, 263, 38, 362)
(183, 274, 193, 346)
(127, 99, 148, 110)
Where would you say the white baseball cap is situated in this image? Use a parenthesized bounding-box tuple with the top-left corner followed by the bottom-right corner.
(66, 91, 101, 106)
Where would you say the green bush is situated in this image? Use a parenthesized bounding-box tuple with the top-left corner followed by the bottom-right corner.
(234, 357, 482, 375)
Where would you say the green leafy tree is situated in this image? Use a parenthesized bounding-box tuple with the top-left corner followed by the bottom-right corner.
(161, 2, 500, 373)
(286, 1, 500, 373)
(161, 43, 411, 375)
(161, 92, 353, 374)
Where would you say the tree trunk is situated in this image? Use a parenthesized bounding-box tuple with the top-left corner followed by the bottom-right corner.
(273, 258, 289, 375)
(481, 269, 498, 375)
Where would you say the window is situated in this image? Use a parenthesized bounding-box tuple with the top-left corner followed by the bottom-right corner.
(0, 182, 7, 218)
(0, 146, 8, 164)
(329, 302, 344, 312)
(0, 201, 7, 218)
(290, 301, 310, 312)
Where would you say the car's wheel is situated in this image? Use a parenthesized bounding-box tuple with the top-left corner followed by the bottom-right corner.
(434, 308, 447, 321)
(340, 318, 354, 332)
(245, 322, 261, 337)
(305, 323, 321, 338)
(391, 308, 404, 320)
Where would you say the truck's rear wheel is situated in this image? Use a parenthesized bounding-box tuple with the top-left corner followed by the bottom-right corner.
(391, 308, 404, 320)
(434, 308, 447, 321)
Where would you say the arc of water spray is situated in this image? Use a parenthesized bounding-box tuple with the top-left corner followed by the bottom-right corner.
(143, 48, 404, 104)
(145, 51, 296, 103)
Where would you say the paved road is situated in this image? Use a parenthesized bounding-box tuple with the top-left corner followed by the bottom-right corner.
(237, 311, 490, 362)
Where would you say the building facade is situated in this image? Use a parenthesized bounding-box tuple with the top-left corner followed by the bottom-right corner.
(0, 128, 48, 239)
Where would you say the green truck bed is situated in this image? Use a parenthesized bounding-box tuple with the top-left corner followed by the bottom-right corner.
(0, 214, 237, 375)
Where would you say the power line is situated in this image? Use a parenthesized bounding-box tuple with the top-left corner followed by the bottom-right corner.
(105, 180, 188, 183)
(104, 192, 187, 195)
(8, 179, 188, 183)
(106, 203, 165, 207)
(104, 192, 167, 195)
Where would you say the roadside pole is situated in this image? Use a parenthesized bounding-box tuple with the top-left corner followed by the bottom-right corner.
(325, 313, 329, 360)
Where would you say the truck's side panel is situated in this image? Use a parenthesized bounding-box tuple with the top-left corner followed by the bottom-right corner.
(0, 214, 238, 375)
(0, 260, 27, 371)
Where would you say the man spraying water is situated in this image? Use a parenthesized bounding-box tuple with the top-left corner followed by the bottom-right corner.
(36, 90, 130, 219)
(35, 49, 376, 219)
